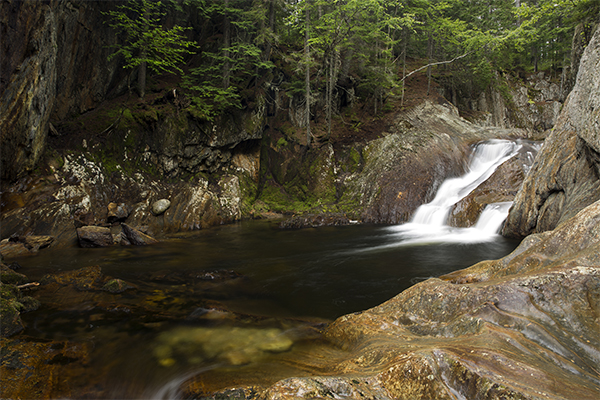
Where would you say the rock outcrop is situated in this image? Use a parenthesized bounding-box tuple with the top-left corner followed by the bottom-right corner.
(503, 26, 600, 238)
(0, 153, 246, 249)
(471, 72, 564, 132)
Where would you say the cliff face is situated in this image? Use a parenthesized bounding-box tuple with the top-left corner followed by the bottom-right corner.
(0, 0, 123, 182)
(503, 23, 600, 238)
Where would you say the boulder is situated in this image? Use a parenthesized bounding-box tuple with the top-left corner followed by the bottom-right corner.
(0, 241, 34, 259)
(76, 226, 113, 248)
(151, 199, 171, 216)
(121, 223, 158, 246)
(0, 235, 55, 259)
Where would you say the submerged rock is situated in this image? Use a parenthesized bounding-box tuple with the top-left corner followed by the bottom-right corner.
(153, 326, 294, 367)
(102, 278, 135, 294)
(0, 337, 91, 399)
(41, 265, 103, 291)
(280, 213, 351, 229)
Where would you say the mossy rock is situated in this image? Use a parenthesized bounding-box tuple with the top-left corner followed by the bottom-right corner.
(102, 278, 135, 294)
(0, 282, 38, 337)
(0, 265, 28, 285)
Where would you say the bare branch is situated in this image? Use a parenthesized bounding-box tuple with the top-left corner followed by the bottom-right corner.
(399, 50, 473, 83)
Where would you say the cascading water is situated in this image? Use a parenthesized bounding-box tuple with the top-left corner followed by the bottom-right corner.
(385, 139, 538, 245)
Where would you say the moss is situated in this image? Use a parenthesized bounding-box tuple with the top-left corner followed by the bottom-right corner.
(276, 137, 288, 149)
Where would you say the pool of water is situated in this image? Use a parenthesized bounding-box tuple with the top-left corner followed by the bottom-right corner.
(16, 220, 520, 398)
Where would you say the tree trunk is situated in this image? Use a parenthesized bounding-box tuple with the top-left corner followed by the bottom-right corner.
(223, 0, 231, 89)
(305, 2, 311, 147)
(427, 32, 433, 96)
(326, 51, 334, 140)
(401, 29, 408, 106)
(138, 59, 147, 99)
(264, 0, 275, 61)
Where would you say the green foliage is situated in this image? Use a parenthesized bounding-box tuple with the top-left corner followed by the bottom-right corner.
(183, 0, 275, 121)
(105, 0, 195, 77)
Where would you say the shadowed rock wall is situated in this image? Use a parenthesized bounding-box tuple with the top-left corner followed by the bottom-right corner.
(0, 1, 123, 181)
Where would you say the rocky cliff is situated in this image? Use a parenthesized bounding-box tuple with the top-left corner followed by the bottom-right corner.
(0, 0, 124, 181)
(503, 22, 600, 238)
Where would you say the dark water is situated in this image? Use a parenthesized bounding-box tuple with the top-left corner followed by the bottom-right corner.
(23, 220, 519, 319)
(16, 220, 520, 398)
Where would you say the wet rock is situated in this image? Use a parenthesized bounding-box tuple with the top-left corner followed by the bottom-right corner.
(107, 202, 130, 223)
(102, 278, 134, 294)
(121, 223, 158, 246)
(280, 213, 351, 229)
(448, 141, 540, 227)
(76, 226, 113, 248)
(503, 26, 600, 238)
(151, 199, 171, 216)
(0, 241, 33, 258)
(0, 235, 55, 258)
(41, 265, 103, 291)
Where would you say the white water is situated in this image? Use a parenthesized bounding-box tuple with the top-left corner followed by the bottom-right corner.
(386, 140, 525, 245)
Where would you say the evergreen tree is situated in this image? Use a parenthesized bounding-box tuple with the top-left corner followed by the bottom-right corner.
(105, 0, 195, 98)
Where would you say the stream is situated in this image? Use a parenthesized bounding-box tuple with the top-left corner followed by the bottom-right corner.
(14, 139, 540, 398)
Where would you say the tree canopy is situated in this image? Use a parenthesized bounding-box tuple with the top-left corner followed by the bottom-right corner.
(105, 0, 599, 128)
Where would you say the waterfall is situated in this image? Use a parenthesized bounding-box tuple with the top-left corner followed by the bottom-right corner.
(386, 139, 529, 245)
